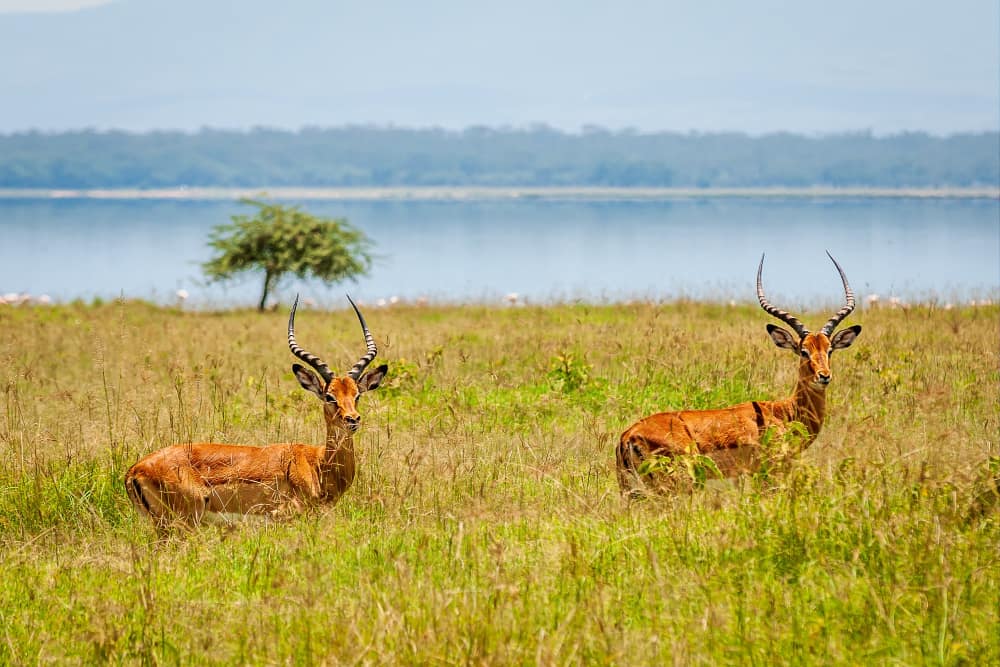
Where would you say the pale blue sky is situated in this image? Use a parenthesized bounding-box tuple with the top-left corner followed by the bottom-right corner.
(0, 0, 111, 11)
(0, 0, 996, 134)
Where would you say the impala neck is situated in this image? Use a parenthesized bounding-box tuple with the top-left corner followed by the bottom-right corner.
(788, 360, 827, 438)
(319, 419, 357, 500)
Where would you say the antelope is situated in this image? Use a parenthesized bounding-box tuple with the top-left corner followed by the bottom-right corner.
(617, 252, 862, 496)
(125, 295, 388, 527)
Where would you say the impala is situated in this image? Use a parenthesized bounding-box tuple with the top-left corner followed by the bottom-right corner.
(125, 295, 388, 527)
(616, 252, 862, 496)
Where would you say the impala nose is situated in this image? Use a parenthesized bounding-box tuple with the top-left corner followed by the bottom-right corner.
(817, 372, 831, 385)
(344, 415, 361, 431)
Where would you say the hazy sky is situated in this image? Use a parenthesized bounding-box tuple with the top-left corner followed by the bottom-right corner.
(1, 0, 996, 134)
(0, 0, 111, 11)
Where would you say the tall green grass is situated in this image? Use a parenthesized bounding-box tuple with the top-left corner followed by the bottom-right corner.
(0, 300, 997, 664)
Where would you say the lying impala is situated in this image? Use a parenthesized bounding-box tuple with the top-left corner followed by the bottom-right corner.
(617, 253, 862, 496)
(126, 295, 388, 527)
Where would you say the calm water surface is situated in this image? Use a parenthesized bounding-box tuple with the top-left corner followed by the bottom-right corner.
(0, 197, 997, 307)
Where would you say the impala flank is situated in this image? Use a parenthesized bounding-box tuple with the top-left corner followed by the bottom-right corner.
(125, 295, 388, 527)
(617, 252, 862, 495)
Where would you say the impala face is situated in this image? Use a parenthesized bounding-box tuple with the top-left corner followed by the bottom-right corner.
(293, 364, 388, 433)
(325, 377, 363, 432)
(767, 318, 862, 389)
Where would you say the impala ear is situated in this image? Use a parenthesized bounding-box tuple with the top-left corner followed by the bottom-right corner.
(766, 324, 799, 350)
(831, 325, 862, 350)
(292, 364, 325, 398)
(358, 364, 388, 393)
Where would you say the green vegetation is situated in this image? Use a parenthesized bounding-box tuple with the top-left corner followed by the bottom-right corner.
(0, 127, 997, 188)
(0, 300, 997, 664)
(202, 199, 373, 311)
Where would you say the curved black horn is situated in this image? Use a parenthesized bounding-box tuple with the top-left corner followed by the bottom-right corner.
(288, 294, 334, 383)
(757, 253, 809, 339)
(819, 251, 856, 336)
(346, 294, 378, 381)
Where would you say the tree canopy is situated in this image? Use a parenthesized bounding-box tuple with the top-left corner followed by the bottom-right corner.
(202, 199, 373, 310)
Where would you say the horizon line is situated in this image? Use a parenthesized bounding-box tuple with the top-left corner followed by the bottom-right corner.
(2, 124, 998, 140)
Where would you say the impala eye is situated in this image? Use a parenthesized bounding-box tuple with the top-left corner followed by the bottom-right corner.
(799, 349, 809, 358)
(325, 395, 338, 404)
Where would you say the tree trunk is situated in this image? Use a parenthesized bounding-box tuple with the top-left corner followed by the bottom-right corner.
(259, 270, 275, 311)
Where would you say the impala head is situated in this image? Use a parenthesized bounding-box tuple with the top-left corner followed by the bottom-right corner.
(288, 295, 388, 433)
(757, 252, 862, 389)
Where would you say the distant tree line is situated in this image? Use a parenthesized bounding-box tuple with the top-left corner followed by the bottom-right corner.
(0, 126, 996, 188)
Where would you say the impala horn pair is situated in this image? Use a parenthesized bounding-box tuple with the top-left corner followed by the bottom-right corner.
(287, 294, 378, 383)
(756, 251, 855, 337)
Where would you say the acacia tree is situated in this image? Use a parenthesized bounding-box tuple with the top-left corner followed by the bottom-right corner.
(203, 199, 374, 310)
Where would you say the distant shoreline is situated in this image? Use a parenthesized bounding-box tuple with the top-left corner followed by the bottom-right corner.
(0, 186, 997, 201)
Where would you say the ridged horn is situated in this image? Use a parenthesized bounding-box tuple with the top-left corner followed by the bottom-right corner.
(819, 251, 856, 336)
(288, 294, 334, 383)
(757, 253, 809, 339)
(346, 294, 377, 381)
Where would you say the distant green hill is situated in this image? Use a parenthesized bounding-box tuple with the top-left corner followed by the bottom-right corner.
(0, 127, 996, 189)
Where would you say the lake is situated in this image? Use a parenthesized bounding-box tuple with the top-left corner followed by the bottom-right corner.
(0, 193, 997, 308)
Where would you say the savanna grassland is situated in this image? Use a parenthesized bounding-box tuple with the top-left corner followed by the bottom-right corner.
(0, 300, 997, 665)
